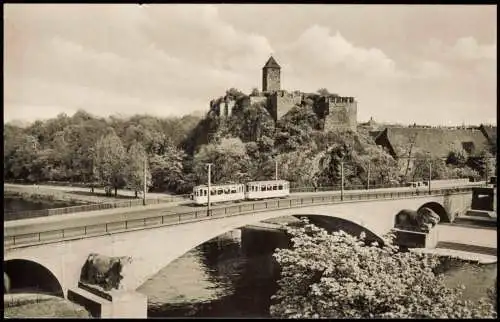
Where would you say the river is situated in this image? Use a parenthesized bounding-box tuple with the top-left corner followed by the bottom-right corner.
(3, 196, 82, 221)
(137, 228, 497, 318)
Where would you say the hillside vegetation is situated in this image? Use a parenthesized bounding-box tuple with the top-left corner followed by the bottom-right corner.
(4, 90, 493, 195)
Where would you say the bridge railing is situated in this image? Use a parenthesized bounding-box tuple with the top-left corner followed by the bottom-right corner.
(4, 186, 473, 249)
(4, 195, 191, 220)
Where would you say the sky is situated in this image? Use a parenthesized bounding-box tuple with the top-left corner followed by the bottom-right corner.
(3, 4, 497, 126)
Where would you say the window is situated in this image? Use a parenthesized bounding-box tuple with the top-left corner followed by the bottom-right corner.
(267, 185, 272, 191)
(278, 185, 283, 190)
(211, 190, 216, 196)
(218, 189, 223, 195)
(232, 187, 237, 193)
(261, 185, 266, 191)
(199, 189, 203, 196)
(273, 185, 277, 190)
(204, 189, 207, 196)
(224, 188, 230, 194)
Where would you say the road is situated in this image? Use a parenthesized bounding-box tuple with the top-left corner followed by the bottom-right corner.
(4, 184, 481, 237)
(4, 183, 178, 202)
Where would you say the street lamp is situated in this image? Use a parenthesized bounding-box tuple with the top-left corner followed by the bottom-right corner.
(275, 160, 278, 181)
(207, 163, 212, 216)
(427, 153, 432, 195)
(367, 161, 371, 190)
(143, 157, 147, 206)
(340, 159, 345, 201)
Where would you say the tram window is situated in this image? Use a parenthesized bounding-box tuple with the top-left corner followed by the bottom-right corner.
(211, 190, 216, 196)
(232, 188, 237, 194)
(273, 185, 277, 190)
(199, 189, 203, 196)
(218, 189, 223, 195)
(278, 185, 283, 190)
(224, 188, 230, 194)
(267, 185, 272, 191)
(261, 185, 266, 191)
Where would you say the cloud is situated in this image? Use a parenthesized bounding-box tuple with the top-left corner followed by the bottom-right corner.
(281, 25, 399, 79)
(4, 4, 275, 122)
(425, 36, 496, 63)
(450, 36, 496, 61)
(3, 5, 496, 126)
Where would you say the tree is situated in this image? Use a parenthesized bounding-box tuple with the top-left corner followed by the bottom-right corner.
(250, 87, 260, 96)
(192, 137, 250, 184)
(470, 149, 496, 180)
(446, 144, 468, 167)
(228, 102, 275, 142)
(8, 135, 41, 182)
(149, 142, 187, 193)
(316, 88, 331, 96)
(275, 150, 321, 188)
(124, 141, 152, 198)
(270, 218, 496, 319)
(226, 88, 246, 100)
(275, 106, 320, 152)
(410, 153, 448, 182)
(93, 131, 127, 196)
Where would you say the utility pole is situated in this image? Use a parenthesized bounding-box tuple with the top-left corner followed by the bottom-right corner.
(275, 160, 278, 181)
(485, 159, 489, 185)
(143, 157, 147, 206)
(340, 160, 344, 201)
(428, 158, 432, 195)
(207, 163, 212, 216)
(367, 162, 371, 190)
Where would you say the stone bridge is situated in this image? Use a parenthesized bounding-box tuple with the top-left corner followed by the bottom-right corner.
(4, 188, 472, 301)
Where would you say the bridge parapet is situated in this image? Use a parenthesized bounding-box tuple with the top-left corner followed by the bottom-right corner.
(5, 186, 473, 250)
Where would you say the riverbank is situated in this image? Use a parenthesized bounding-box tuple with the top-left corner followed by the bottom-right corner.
(4, 293, 90, 318)
(4, 183, 142, 205)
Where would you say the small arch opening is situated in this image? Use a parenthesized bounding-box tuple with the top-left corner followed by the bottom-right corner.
(4, 259, 64, 297)
(418, 202, 449, 223)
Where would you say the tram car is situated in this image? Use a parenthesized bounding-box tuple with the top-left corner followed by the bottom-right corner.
(192, 183, 245, 205)
(245, 180, 290, 200)
(191, 180, 290, 205)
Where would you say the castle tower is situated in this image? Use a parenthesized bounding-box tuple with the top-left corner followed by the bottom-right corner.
(262, 56, 281, 92)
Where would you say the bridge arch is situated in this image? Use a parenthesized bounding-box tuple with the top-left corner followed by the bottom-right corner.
(418, 202, 449, 223)
(292, 214, 385, 245)
(137, 213, 386, 289)
(4, 259, 64, 297)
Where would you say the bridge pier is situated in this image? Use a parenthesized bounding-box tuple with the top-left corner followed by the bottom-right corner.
(68, 287, 147, 318)
(392, 228, 439, 249)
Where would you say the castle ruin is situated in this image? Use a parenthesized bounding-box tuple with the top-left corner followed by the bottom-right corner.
(210, 56, 358, 132)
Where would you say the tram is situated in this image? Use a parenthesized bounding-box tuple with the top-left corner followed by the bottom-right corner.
(192, 180, 290, 205)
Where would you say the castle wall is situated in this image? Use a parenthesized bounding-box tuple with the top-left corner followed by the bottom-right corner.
(210, 96, 236, 118)
(318, 96, 357, 132)
(268, 91, 303, 121)
(249, 95, 267, 106)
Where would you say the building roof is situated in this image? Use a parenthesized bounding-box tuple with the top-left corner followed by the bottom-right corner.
(479, 124, 497, 145)
(375, 127, 490, 158)
(263, 56, 281, 69)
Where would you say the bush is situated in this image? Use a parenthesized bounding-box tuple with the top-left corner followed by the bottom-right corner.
(270, 218, 496, 319)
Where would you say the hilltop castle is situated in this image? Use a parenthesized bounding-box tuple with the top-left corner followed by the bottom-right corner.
(210, 56, 358, 132)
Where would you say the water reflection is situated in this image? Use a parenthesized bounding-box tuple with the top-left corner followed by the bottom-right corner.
(138, 228, 281, 318)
